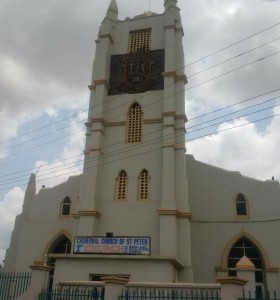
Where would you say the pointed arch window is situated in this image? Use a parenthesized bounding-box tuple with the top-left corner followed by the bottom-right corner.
(115, 170, 128, 201)
(127, 103, 143, 144)
(227, 237, 265, 296)
(60, 197, 71, 216)
(52, 236, 72, 254)
(235, 193, 248, 216)
(138, 169, 150, 201)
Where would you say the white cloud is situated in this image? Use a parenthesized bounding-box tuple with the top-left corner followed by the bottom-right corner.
(0, 0, 280, 269)
(188, 112, 280, 181)
(0, 187, 24, 263)
(33, 112, 86, 189)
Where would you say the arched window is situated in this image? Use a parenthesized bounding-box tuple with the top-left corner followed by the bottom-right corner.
(60, 197, 71, 216)
(127, 103, 143, 143)
(138, 169, 150, 201)
(51, 236, 72, 254)
(115, 170, 128, 201)
(235, 193, 248, 216)
(227, 237, 265, 295)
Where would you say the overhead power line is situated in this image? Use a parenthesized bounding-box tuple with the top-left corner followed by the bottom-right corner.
(185, 21, 280, 67)
(0, 19, 280, 148)
(1, 45, 279, 160)
(1, 110, 280, 192)
(1, 86, 280, 181)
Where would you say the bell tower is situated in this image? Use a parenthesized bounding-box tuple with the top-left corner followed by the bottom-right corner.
(76, 0, 193, 281)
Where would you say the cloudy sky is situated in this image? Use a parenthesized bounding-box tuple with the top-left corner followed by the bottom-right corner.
(0, 0, 280, 264)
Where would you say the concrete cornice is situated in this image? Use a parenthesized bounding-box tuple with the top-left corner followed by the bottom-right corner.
(143, 118, 162, 124)
(216, 277, 247, 286)
(175, 114, 188, 122)
(164, 24, 176, 30)
(162, 72, 187, 84)
(101, 276, 129, 284)
(99, 34, 114, 44)
(88, 79, 110, 91)
(162, 71, 177, 78)
(158, 209, 192, 219)
(72, 210, 101, 219)
(106, 121, 126, 127)
(162, 111, 176, 117)
(176, 74, 188, 84)
(47, 254, 184, 268)
(30, 264, 54, 272)
(164, 25, 184, 36)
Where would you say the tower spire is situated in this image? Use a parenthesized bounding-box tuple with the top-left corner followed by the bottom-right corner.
(106, 0, 118, 20)
(22, 173, 36, 216)
(164, 0, 178, 11)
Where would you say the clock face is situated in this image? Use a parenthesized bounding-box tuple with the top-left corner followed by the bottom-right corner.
(108, 49, 165, 95)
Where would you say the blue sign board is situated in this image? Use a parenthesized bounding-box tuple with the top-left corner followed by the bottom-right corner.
(74, 236, 151, 255)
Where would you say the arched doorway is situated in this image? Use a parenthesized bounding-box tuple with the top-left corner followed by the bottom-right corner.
(227, 237, 265, 296)
(46, 233, 72, 289)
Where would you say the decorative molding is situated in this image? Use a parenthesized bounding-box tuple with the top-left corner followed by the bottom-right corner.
(92, 118, 106, 125)
(174, 144, 186, 151)
(175, 27, 184, 35)
(265, 267, 280, 273)
(88, 147, 103, 154)
(158, 210, 192, 219)
(175, 114, 188, 122)
(162, 111, 176, 117)
(162, 142, 174, 148)
(215, 266, 227, 272)
(216, 266, 280, 273)
(143, 118, 162, 124)
(162, 71, 177, 78)
(175, 125, 186, 132)
(101, 276, 129, 284)
(99, 34, 114, 44)
(89, 80, 110, 91)
(85, 120, 92, 128)
(216, 277, 247, 286)
(48, 253, 184, 269)
(30, 264, 53, 272)
(175, 74, 188, 84)
(105, 121, 126, 127)
(163, 124, 175, 128)
(91, 129, 105, 136)
(74, 210, 101, 219)
(94, 79, 110, 88)
(158, 209, 178, 216)
(176, 212, 192, 219)
(164, 25, 176, 31)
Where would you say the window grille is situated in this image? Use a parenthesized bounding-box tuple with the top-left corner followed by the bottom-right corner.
(115, 170, 128, 201)
(138, 169, 150, 201)
(127, 103, 143, 143)
(129, 29, 151, 53)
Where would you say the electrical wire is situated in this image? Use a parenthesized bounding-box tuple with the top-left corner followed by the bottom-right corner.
(1, 45, 279, 161)
(1, 110, 280, 192)
(0, 86, 280, 185)
(1, 19, 280, 147)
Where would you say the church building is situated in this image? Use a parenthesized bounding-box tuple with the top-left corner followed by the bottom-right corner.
(3, 0, 280, 296)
